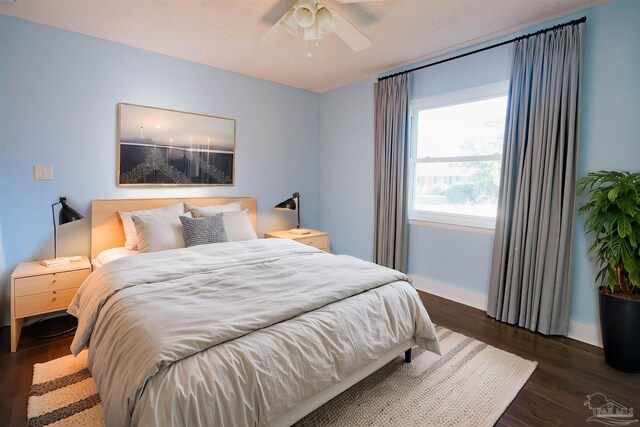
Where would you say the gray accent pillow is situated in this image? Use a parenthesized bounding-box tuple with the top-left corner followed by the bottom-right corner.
(180, 214, 228, 247)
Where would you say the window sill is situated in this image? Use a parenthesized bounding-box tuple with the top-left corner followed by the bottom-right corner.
(408, 216, 495, 235)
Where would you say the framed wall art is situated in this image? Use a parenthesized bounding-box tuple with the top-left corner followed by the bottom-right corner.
(117, 103, 235, 186)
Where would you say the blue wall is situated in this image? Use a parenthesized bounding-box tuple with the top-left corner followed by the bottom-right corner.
(319, 0, 640, 328)
(0, 15, 321, 324)
(318, 79, 376, 262)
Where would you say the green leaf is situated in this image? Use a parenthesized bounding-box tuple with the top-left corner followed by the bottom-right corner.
(604, 217, 617, 235)
(616, 198, 638, 215)
(618, 218, 633, 238)
(578, 170, 640, 295)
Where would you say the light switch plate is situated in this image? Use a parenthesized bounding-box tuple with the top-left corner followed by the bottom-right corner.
(34, 165, 53, 180)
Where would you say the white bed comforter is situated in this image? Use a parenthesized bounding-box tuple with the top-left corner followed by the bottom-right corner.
(69, 239, 440, 427)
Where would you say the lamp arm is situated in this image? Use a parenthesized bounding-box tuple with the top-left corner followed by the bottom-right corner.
(51, 202, 60, 259)
(295, 194, 301, 229)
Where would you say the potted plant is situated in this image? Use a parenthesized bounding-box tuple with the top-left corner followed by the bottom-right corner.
(578, 171, 640, 373)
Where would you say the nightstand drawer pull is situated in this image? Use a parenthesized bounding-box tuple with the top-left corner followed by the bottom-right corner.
(14, 269, 89, 297)
(14, 288, 78, 318)
(296, 235, 329, 249)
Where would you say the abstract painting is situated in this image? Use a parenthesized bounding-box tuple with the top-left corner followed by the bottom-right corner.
(117, 103, 235, 186)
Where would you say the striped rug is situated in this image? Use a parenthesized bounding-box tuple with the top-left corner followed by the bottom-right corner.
(28, 327, 536, 426)
(28, 350, 101, 427)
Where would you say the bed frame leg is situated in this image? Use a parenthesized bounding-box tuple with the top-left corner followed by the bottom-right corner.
(404, 348, 412, 363)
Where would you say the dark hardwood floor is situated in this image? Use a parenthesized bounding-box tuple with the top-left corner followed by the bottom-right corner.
(1, 292, 638, 426)
(1, 321, 75, 427)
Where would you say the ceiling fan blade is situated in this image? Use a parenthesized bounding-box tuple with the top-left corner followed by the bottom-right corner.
(259, 11, 295, 45)
(329, 8, 372, 52)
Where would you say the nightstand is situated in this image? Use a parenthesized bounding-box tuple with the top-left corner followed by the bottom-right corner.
(10, 257, 91, 352)
(265, 229, 331, 252)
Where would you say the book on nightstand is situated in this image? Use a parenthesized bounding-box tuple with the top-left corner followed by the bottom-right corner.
(40, 257, 70, 267)
(40, 255, 82, 267)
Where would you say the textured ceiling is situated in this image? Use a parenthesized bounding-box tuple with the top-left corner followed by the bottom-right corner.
(0, 0, 610, 92)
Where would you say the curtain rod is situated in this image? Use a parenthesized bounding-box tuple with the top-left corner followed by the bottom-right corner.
(378, 16, 586, 82)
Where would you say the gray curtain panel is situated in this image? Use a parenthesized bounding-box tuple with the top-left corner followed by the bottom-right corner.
(487, 23, 584, 335)
(373, 74, 410, 272)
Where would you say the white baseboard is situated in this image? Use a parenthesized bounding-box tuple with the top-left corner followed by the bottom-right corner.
(567, 319, 602, 347)
(411, 275, 602, 348)
(411, 275, 488, 311)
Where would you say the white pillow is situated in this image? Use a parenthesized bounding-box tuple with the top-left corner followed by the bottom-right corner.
(219, 210, 257, 241)
(131, 211, 192, 253)
(119, 202, 185, 250)
(95, 247, 138, 268)
(185, 201, 242, 218)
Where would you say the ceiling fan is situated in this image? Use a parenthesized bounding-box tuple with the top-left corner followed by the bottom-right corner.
(260, 0, 385, 55)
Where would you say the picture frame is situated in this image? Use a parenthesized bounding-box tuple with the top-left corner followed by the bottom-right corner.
(117, 103, 236, 186)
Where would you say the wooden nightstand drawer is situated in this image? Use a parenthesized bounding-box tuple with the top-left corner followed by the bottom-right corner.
(10, 256, 91, 352)
(14, 288, 79, 318)
(14, 269, 90, 297)
(296, 235, 329, 249)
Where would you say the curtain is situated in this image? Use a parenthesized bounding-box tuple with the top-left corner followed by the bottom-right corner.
(373, 74, 410, 271)
(487, 23, 584, 335)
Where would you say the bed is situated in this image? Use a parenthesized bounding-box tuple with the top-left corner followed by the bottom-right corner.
(70, 197, 440, 426)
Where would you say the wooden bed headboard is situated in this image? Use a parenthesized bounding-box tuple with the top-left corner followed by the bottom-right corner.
(91, 197, 257, 258)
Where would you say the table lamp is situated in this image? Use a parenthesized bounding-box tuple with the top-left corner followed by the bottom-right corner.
(42, 197, 84, 266)
(274, 192, 310, 235)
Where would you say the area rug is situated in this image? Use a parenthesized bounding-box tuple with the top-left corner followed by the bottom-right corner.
(28, 327, 536, 427)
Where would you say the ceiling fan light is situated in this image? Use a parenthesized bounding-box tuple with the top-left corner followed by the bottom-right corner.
(315, 7, 335, 37)
(280, 9, 298, 36)
(293, 0, 316, 28)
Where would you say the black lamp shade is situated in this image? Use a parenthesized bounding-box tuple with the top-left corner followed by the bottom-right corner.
(274, 198, 296, 211)
(51, 197, 84, 259)
(59, 203, 84, 225)
(274, 192, 301, 229)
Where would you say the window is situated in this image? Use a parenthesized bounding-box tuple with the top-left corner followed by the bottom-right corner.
(408, 82, 509, 229)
